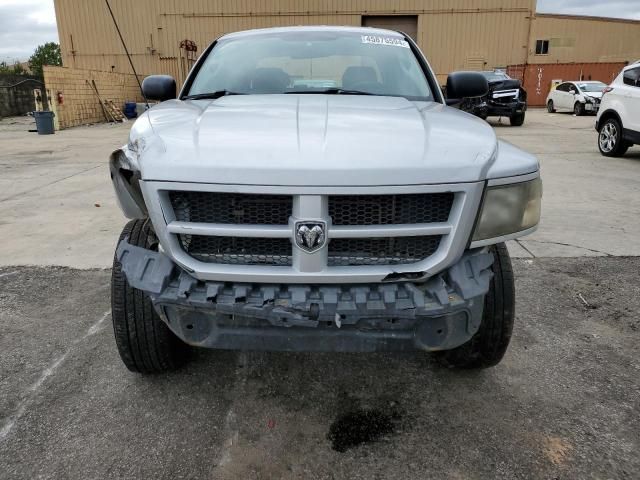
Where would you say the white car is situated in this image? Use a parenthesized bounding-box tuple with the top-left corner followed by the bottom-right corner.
(596, 62, 640, 157)
(546, 81, 607, 116)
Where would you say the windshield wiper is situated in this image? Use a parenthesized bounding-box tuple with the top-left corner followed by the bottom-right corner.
(286, 88, 377, 96)
(182, 90, 245, 100)
(184, 89, 378, 99)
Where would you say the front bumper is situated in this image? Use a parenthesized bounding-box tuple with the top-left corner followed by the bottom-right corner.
(116, 240, 494, 352)
(584, 101, 600, 113)
(487, 100, 526, 117)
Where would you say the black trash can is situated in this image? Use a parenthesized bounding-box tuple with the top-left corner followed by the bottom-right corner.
(33, 111, 55, 135)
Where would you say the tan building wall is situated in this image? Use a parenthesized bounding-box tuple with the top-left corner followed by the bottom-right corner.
(529, 14, 640, 64)
(43, 65, 143, 129)
(51, 1, 640, 102)
(53, 0, 536, 85)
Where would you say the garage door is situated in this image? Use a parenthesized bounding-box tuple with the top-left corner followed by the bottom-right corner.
(362, 16, 418, 41)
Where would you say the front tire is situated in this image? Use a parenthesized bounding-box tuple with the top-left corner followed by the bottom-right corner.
(436, 243, 515, 369)
(547, 100, 555, 113)
(111, 219, 189, 373)
(598, 118, 629, 157)
(510, 112, 525, 126)
(574, 102, 585, 116)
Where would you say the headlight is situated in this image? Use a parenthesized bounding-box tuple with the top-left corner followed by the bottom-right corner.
(472, 177, 542, 242)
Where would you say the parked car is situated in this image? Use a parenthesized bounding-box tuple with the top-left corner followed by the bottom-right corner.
(596, 62, 640, 156)
(459, 71, 527, 126)
(109, 26, 541, 373)
(546, 81, 607, 116)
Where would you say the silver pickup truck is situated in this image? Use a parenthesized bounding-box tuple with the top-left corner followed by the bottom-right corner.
(109, 26, 541, 373)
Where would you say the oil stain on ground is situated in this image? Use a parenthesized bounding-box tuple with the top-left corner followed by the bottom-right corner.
(328, 409, 396, 452)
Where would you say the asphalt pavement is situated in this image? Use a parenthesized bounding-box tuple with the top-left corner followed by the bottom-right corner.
(1, 258, 639, 479)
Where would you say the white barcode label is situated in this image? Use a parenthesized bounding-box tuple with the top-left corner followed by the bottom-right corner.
(361, 35, 410, 48)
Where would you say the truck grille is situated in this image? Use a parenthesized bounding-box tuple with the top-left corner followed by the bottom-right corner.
(328, 236, 441, 266)
(167, 191, 453, 268)
(492, 90, 520, 104)
(178, 235, 292, 266)
(169, 191, 453, 227)
(169, 191, 292, 225)
(329, 193, 453, 225)
(494, 96, 515, 104)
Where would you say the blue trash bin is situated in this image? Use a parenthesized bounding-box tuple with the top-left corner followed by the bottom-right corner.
(33, 111, 55, 135)
(123, 101, 137, 119)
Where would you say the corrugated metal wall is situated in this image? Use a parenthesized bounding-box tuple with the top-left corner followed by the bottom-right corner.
(53, 1, 639, 89)
(53, 0, 536, 86)
(529, 15, 640, 64)
(420, 9, 531, 79)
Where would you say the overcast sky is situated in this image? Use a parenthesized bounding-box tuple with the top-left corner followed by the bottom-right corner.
(537, 0, 640, 19)
(0, 0, 639, 63)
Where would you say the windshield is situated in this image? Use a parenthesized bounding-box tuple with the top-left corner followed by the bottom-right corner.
(481, 72, 510, 82)
(186, 30, 433, 101)
(578, 82, 606, 92)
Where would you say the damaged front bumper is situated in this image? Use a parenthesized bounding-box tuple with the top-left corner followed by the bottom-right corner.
(116, 241, 494, 352)
(487, 100, 527, 117)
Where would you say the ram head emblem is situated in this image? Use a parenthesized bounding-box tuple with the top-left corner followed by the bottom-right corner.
(295, 222, 326, 253)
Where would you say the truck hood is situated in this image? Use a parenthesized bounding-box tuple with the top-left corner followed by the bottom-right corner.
(133, 95, 499, 186)
(488, 79, 522, 92)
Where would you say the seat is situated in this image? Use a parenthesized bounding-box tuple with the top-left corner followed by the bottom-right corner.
(342, 66, 378, 89)
(250, 68, 291, 94)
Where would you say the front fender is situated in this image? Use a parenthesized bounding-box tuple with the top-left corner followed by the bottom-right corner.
(485, 140, 539, 180)
(109, 147, 147, 219)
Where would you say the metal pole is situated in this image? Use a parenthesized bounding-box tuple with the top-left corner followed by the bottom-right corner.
(104, 0, 149, 107)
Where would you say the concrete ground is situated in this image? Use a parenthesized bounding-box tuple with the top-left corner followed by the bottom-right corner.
(0, 109, 639, 479)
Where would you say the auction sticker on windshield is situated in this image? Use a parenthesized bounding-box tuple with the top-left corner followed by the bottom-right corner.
(361, 35, 410, 48)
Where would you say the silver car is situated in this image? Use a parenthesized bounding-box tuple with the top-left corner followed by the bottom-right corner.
(110, 26, 541, 373)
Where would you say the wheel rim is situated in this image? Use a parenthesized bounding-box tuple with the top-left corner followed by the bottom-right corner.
(574, 103, 581, 114)
(599, 122, 617, 153)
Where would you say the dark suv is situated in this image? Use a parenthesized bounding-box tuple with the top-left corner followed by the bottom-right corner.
(460, 71, 527, 126)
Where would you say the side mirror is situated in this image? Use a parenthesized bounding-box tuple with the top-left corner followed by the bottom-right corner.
(445, 72, 489, 105)
(141, 75, 176, 102)
(569, 89, 577, 95)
